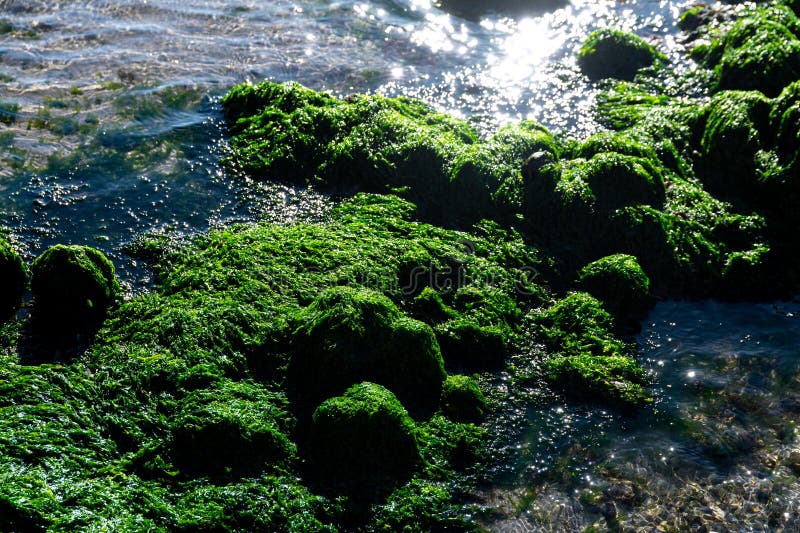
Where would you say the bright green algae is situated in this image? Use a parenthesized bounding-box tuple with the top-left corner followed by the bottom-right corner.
(0, 194, 550, 530)
(5, 3, 800, 526)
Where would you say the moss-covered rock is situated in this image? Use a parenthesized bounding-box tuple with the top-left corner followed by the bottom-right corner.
(0, 236, 27, 321)
(576, 254, 652, 329)
(30, 244, 120, 328)
(694, 6, 800, 97)
(535, 292, 624, 358)
(307, 382, 420, 495)
(577, 28, 665, 81)
(440, 374, 487, 423)
(545, 354, 650, 408)
(699, 90, 772, 195)
(222, 81, 556, 227)
(436, 317, 508, 372)
(172, 380, 295, 477)
(289, 285, 446, 415)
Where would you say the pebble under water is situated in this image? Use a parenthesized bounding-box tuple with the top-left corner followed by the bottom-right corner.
(2, 0, 799, 531)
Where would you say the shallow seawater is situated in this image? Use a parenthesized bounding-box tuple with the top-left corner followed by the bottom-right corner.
(4, 0, 798, 530)
(479, 299, 800, 531)
(1, 0, 691, 286)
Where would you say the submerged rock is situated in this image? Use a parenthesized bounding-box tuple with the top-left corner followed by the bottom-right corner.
(30, 244, 119, 328)
(0, 236, 27, 321)
(307, 382, 420, 495)
(577, 28, 665, 81)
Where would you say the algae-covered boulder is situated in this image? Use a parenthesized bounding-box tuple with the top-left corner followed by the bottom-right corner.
(222, 81, 560, 227)
(577, 29, 664, 81)
(576, 254, 653, 329)
(307, 382, 420, 494)
(435, 317, 508, 372)
(0, 237, 27, 320)
(535, 292, 624, 358)
(695, 6, 800, 97)
(699, 90, 772, 195)
(289, 286, 446, 414)
(545, 354, 650, 408)
(172, 381, 294, 476)
(30, 244, 120, 327)
(536, 293, 650, 407)
(440, 374, 487, 423)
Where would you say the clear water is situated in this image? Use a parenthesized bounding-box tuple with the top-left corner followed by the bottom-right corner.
(3, 1, 798, 530)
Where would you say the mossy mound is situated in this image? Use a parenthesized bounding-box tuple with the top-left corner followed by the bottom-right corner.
(1, 194, 535, 528)
(288, 286, 446, 415)
(694, 5, 800, 97)
(0, 237, 27, 321)
(577, 28, 665, 81)
(307, 382, 420, 495)
(30, 244, 120, 328)
(172, 380, 295, 477)
(223, 81, 559, 226)
(587, 82, 779, 297)
(440, 374, 487, 423)
(545, 354, 650, 408)
(536, 292, 651, 407)
(576, 254, 653, 329)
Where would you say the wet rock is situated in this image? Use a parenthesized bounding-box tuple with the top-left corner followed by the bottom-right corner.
(0, 236, 27, 321)
(440, 374, 487, 423)
(576, 254, 653, 331)
(693, 5, 800, 97)
(578, 28, 665, 81)
(307, 382, 420, 496)
(288, 286, 446, 416)
(172, 380, 294, 477)
(30, 244, 120, 329)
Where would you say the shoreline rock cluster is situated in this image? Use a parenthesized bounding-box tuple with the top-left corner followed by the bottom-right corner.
(1, 1, 799, 530)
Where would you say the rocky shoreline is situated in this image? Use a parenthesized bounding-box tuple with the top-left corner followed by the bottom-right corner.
(2, 1, 800, 530)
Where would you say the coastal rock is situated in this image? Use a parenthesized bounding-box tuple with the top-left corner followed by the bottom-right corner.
(577, 254, 653, 331)
(288, 286, 446, 415)
(440, 374, 487, 423)
(0, 236, 27, 321)
(578, 28, 665, 81)
(30, 244, 119, 328)
(307, 382, 420, 495)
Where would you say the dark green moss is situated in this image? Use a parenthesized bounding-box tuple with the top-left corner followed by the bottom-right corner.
(440, 374, 487, 423)
(577, 28, 665, 81)
(172, 380, 295, 477)
(30, 244, 120, 328)
(576, 254, 653, 329)
(535, 292, 624, 359)
(545, 354, 650, 408)
(308, 382, 420, 495)
(695, 6, 800, 97)
(435, 317, 508, 372)
(222, 81, 558, 226)
(0, 237, 27, 321)
(370, 479, 477, 532)
(288, 286, 446, 416)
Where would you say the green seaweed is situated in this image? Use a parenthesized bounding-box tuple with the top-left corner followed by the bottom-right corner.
(576, 254, 652, 329)
(0, 236, 27, 321)
(308, 382, 420, 496)
(440, 374, 487, 423)
(577, 28, 666, 81)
